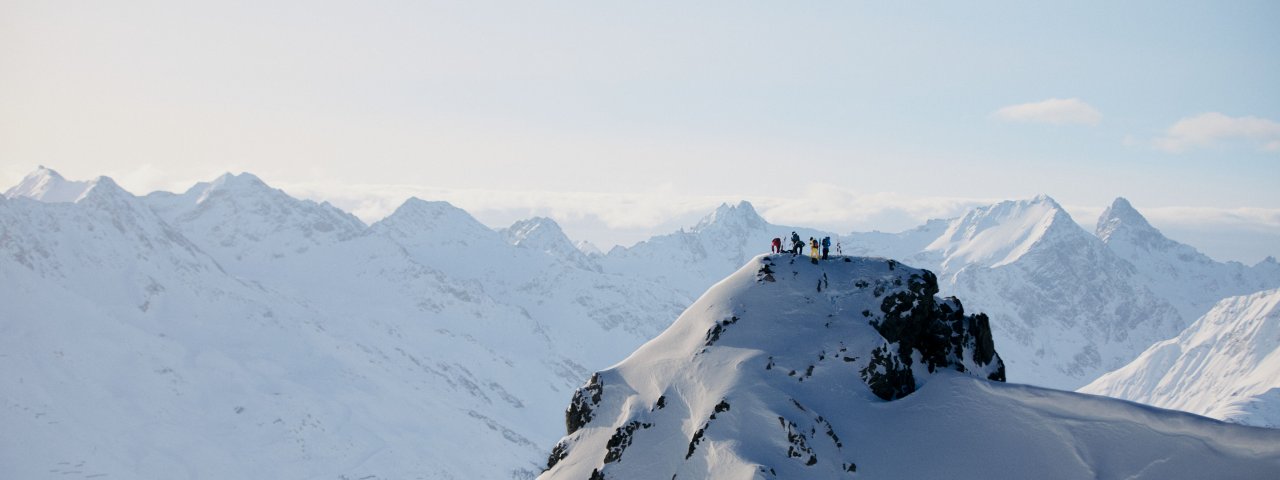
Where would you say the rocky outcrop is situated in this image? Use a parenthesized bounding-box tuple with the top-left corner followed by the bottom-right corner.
(862, 270, 1005, 400)
(542, 255, 1010, 479)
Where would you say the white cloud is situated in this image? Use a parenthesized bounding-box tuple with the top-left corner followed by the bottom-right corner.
(993, 98, 1102, 125)
(1153, 112, 1280, 153)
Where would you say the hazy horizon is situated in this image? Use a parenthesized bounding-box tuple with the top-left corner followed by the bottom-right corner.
(3, 1, 1278, 261)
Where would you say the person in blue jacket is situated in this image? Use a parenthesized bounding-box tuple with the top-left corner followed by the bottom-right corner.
(821, 236, 831, 259)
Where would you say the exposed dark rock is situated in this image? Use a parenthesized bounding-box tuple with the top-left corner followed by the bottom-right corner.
(714, 400, 730, 414)
(603, 421, 652, 463)
(703, 316, 740, 347)
(686, 425, 706, 459)
(757, 262, 776, 282)
(861, 270, 1006, 400)
(545, 441, 569, 471)
(654, 395, 666, 411)
(860, 344, 915, 400)
(566, 373, 604, 434)
(779, 416, 817, 466)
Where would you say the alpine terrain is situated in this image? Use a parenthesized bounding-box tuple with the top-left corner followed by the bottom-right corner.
(1, 167, 690, 479)
(4, 167, 1279, 479)
(540, 255, 1280, 479)
(599, 196, 1280, 392)
(1080, 288, 1280, 428)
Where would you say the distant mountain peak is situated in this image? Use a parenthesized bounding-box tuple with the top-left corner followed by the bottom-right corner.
(925, 195, 1083, 269)
(1031, 193, 1061, 207)
(694, 200, 766, 231)
(576, 240, 604, 257)
(502, 216, 600, 271)
(210, 172, 269, 190)
(1097, 197, 1157, 239)
(395, 197, 463, 216)
(374, 197, 492, 237)
(504, 216, 570, 247)
(4, 166, 96, 202)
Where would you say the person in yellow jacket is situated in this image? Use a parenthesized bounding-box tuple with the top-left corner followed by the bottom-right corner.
(809, 238, 820, 259)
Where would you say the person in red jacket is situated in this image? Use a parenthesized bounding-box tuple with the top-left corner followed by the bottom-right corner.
(771, 237, 783, 254)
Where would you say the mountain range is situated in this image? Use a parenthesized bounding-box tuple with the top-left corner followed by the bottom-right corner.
(3, 166, 1278, 478)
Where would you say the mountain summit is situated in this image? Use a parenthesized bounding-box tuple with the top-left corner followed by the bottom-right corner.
(693, 201, 767, 232)
(540, 255, 1280, 480)
(1097, 197, 1159, 239)
(5, 166, 106, 203)
(543, 254, 1008, 478)
(1093, 196, 1278, 322)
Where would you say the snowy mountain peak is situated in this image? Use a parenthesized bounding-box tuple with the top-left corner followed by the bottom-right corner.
(503, 217, 569, 247)
(545, 255, 1008, 478)
(373, 197, 495, 240)
(503, 217, 600, 271)
(925, 195, 1079, 268)
(208, 171, 269, 191)
(539, 254, 1280, 480)
(694, 200, 766, 231)
(1032, 192, 1060, 206)
(76, 176, 131, 202)
(4, 166, 96, 202)
(1096, 197, 1158, 240)
(576, 240, 604, 257)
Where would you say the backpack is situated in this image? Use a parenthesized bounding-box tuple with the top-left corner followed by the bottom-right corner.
(822, 237, 830, 247)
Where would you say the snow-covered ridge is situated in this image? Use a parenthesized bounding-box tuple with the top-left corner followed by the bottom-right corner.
(5, 167, 1280, 478)
(925, 194, 1074, 269)
(842, 194, 1280, 390)
(2, 168, 690, 479)
(1080, 288, 1280, 428)
(540, 255, 1280, 479)
(502, 217, 599, 272)
(3, 165, 96, 202)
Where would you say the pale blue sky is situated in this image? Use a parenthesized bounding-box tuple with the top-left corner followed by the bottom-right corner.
(2, 1, 1278, 260)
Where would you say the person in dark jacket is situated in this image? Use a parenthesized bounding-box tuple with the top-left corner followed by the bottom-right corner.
(821, 236, 831, 259)
(790, 231, 802, 255)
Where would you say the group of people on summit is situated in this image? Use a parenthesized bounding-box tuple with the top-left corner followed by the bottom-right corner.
(770, 231, 839, 260)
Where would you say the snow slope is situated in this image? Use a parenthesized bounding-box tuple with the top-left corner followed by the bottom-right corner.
(1080, 288, 1280, 428)
(2, 168, 699, 479)
(541, 255, 1280, 479)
